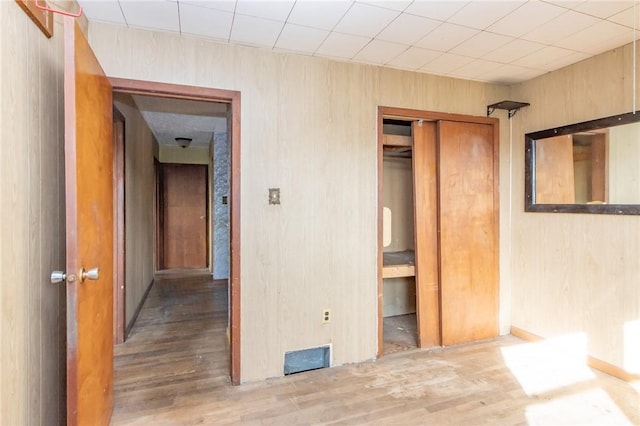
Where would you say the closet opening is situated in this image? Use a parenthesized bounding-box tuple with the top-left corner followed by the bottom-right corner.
(381, 119, 419, 355)
(377, 106, 500, 358)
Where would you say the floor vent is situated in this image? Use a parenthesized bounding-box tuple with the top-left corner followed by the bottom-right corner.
(284, 345, 331, 375)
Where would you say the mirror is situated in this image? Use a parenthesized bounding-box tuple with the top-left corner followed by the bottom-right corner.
(525, 112, 640, 215)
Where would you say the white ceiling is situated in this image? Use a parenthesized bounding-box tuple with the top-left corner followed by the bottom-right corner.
(80, 0, 640, 84)
(129, 94, 228, 148)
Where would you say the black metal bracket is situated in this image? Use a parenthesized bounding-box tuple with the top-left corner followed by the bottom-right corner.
(487, 100, 530, 119)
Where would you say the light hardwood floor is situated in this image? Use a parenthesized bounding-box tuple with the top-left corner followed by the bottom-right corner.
(112, 273, 640, 425)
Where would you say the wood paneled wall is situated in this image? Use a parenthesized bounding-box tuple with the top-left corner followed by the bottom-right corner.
(511, 42, 640, 373)
(88, 22, 511, 382)
(113, 94, 156, 326)
(0, 3, 68, 424)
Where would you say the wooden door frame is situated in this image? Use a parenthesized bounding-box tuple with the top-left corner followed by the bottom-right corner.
(113, 106, 126, 345)
(110, 78, 242, 385)
(377, 106, 499, 357)
(155, 158, 164, 270)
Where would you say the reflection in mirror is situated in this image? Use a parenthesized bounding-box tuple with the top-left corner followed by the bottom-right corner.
(525, 112, 640, 215)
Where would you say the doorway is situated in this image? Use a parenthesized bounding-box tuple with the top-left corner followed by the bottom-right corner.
(110, 78, 241, 384)
(377, 107, 499, 357)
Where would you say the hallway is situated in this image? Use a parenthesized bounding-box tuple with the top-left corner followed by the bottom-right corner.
(111, 273, 640, 425)
(112, 272, 230, 423)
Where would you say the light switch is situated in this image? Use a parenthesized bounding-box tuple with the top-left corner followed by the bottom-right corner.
(269, 188, 280, 205)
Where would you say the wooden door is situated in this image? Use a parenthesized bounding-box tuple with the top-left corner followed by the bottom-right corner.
(64, 17, 114, 426)
(412, 121, 440, 348)
(161, 164, 208, 269)
(438, 120, 498, 346)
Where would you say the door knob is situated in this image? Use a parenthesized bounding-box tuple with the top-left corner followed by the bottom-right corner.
(81, 267, 100, 282)
(51, 271, 66, 284)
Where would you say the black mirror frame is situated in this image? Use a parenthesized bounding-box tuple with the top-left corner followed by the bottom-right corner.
(525, 111, 640, 215)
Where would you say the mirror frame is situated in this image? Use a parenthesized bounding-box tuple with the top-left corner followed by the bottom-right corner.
(525, 111, 640, 215)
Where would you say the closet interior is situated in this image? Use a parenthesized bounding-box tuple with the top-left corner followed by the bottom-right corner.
(381, 119, 418, 355)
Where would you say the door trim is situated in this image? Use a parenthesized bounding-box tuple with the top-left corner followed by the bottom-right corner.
(377, 106, 499, 357)
(110, 78, 242, 385)
(113, 106, 126, 345)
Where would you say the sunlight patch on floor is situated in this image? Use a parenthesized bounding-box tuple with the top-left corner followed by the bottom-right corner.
(525, 388, 633, 425)
(500, 333, 594, 396)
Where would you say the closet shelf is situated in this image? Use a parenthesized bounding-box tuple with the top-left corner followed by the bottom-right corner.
(383, 250, 415, 278)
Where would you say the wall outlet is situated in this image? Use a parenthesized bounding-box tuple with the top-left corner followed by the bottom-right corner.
(322, 308, 331, 324)
(268, 188, 280, 205)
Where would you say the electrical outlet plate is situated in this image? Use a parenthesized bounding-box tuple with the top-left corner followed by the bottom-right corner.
(322, 309, 331, 324)
(269, 188, 280, 205)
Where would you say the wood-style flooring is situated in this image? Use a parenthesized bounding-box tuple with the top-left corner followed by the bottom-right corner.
(112, 272, 640, 425)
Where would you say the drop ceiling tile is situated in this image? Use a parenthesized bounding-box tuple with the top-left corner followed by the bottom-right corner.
(119, 1, 180, 32)
(333, 2, 401, 37)
(447, 1, 525, 30)
(572, 1, 633, 19)
(419, 52, 474, 75)
(230, 14, 284, 47)
(353, 39, 407, 64)
(315, 31, 371, 58)
(543, 49, 590, 70)
(235, 0, 295, 21)
(482, 38, 545, 63)
(556, 20, 632, 54)
(179, 1, 237, 13)
(608, 6, 640, 28)
(80, 1, 126, 25)
(404, 1, 469, 21)
(512, 45, 586, 70)
(357, 0, 412, 12)
(414, 22, 479, 52)
(486, 1, 566, 38)
(449, 31, 513, 58)
(376, 13, 440, 44)
(387, 46, 442, 70)
(476, 63, 544, 84)
(540, 0, 584, 10)
(179, 3, 233, 40)
(522, 10, 600, 44)
(275, 24, 329, 53)
(287, 1, 353, 31)
(451, 58, 503, 79)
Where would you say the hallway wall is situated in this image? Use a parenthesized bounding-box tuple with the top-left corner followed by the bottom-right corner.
(88, 22, 511, 382)
(113, 94, 156, 327)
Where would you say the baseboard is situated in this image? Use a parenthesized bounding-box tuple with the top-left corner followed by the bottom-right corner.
(125, 279, 154, 338)
(511, 326, 640, 383)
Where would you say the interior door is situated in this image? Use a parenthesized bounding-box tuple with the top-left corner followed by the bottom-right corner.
(438, 120, 498, 346)
(161, 163, 208, 269)
(411, 121, 440, 348)
(64, 17, 114, 426)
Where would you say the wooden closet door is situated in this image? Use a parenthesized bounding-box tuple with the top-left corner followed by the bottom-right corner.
(412, 121, 440, 348)
(438, 120, 498, 346)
